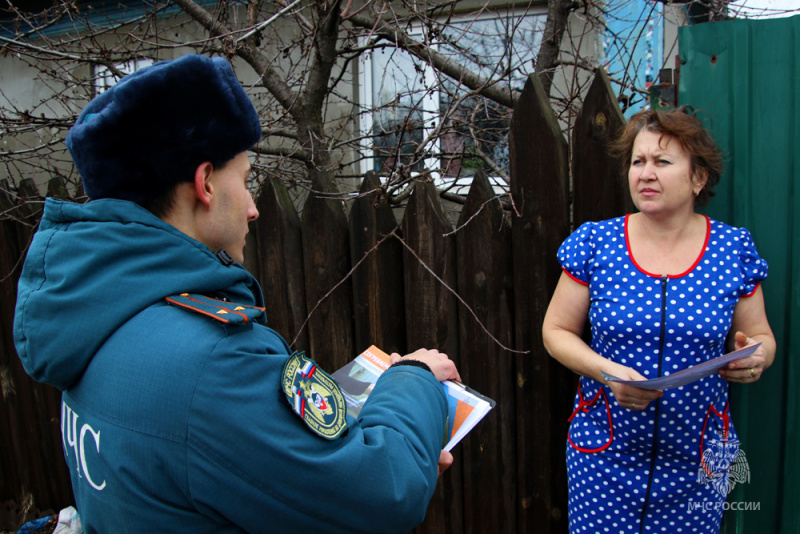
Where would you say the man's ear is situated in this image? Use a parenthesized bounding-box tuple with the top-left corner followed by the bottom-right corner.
(193, 162, 214, 208)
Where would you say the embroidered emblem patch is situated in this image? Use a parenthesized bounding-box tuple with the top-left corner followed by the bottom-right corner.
(281, 352, 348, 440)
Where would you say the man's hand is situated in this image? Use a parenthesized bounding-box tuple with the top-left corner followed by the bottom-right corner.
(438, 450, 453, 477)
(390, 348, 461, 382)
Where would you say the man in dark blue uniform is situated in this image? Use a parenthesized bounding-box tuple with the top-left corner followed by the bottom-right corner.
(14, 54, 459, 533)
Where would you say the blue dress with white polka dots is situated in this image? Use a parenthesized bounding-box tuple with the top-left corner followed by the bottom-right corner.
(558, 214, 767, 533)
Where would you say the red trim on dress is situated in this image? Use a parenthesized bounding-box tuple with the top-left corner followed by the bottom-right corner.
(562, 267, 589, 287)
(624, 213, 711, 278)
(742, 281, 761, 298)
(567, 384, 614, 453)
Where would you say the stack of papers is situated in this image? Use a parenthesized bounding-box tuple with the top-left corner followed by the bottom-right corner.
(601, 343, 761, 390)
(332, 345, 495, 451)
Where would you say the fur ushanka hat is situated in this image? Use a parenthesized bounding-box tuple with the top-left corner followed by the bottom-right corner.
(66, 54, 261, 203)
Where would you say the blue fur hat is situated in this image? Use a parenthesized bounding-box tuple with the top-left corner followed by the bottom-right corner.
(66, 54, 261, 203)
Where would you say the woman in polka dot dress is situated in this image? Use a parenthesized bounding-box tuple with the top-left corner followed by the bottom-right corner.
(542, 109, 776, 533)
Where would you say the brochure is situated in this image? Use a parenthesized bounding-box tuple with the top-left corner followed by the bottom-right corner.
(601, 343, 761, 390)
(331, 345, 496, 451)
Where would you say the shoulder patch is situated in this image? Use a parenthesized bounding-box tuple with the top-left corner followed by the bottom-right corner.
(281, 352, 348, 440)
(165, 293, 265, 325)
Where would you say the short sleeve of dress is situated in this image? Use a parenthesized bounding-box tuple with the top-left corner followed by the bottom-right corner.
(557, 222, 595, 286)
(737, 227, 768, 297)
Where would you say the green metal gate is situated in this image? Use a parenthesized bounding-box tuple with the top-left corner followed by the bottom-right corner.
(679, 14, 800, 534)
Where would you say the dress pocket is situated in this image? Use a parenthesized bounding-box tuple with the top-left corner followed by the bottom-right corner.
(698, 402, 743, 495)
(567, 383, 614, 453)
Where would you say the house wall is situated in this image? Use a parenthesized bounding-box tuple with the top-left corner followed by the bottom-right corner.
(0, 57, 79, 194)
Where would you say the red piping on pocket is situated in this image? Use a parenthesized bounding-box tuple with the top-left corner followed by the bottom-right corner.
(568, 384, 614, 453)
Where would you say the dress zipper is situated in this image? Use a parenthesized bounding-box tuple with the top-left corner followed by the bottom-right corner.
(640, 275, 668, 532)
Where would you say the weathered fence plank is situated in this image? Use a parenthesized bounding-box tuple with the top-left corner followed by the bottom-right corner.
(46, 177, 71, 201)
(509, 73, 572, 534)
(455, 170, 517, 532)
(247, 176, 309, 352)
(300, 179, 354, 371)
(348, 171, 406, 356)
(402, 180, 462, 534)
(572, 68, 633, 226)
(402, 180, 460, 359)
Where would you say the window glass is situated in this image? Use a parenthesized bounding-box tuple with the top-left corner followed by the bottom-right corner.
(370, 45, 429, 174)
(95, 58, 154, 94)
(364, 11, 546, 193)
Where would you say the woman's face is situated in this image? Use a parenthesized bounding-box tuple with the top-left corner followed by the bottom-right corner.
(628, 130, 707, 218)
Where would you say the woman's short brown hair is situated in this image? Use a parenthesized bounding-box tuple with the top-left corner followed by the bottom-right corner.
(610, 107, 724, 208)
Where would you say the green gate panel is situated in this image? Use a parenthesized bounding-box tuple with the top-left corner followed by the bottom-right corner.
(679, 15, 800, 534)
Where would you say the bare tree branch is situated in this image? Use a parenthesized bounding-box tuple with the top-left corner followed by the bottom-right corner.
(346, 8, 520, 109)
(535, 0, 579, 96)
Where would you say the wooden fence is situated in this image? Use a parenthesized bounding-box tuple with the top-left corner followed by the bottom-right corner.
(0, 69, 633, 533)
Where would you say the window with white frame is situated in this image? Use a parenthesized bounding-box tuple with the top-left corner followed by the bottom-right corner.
(359, 9, 546, 194)
(95, 58, 154, 94)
